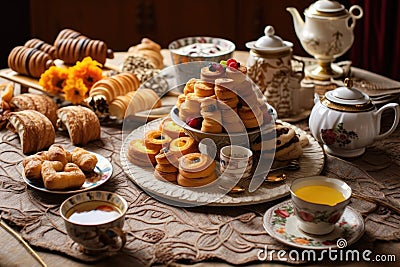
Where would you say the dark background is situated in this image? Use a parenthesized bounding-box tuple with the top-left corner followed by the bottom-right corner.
(1, 0, 399, 80)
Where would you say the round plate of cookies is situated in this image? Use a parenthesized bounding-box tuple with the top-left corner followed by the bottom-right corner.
(21, 145, 113, 194)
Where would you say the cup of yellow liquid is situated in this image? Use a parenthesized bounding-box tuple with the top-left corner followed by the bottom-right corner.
(290, 176, 352, 235)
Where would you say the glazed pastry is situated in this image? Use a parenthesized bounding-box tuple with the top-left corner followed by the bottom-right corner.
(10, 93, 58, 126)
(71, 147, 98, 172)
(194, 80, 215, 97)
(144, 129, 172, 151)
(8, 46, 54, 78)
(24, 38, 56, 59)
(57, 106, 101, 145)
(159, 117, 186, 139)
(178, 153, 216, 179)
(7, 110, 55, 154)
(48, 144, 72, 166)
(89, 72, 140, 103)
(200, 97, 223, 133)
(23, 151, 49, 180)
(127, 38, 164, 69)
(127, 139, 158, 166)
(169, 137, 198, 157)
(41, 161, 86, 190)
(56, 38, 114, 65)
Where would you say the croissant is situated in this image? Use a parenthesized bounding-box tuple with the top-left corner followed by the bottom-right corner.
(89, 72, 140, 103)
(71, 147, 98, 172)
(10, 93, 58, 126)
(41, 161, 85, 190)
(8, 46, 54, 78)
(7, 110, 55, 154)
(23, 151, 49, 180)
(24, 38, 56, 59)
(56, 38, 114, 65)
(57, 106, 101, 145)
(128, 38, 163, 69)
(108, 88, 161, 120)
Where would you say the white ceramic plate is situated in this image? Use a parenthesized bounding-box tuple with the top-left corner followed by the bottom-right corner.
(121, 119, 324, 206)
(22, 151, 113, 194)
(263, 199, 365, 250)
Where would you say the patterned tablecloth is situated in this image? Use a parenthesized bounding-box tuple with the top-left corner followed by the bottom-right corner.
(0, 115, 399, 266)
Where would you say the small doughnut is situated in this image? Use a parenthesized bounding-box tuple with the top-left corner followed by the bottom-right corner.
(144, 130, 172, 151)
(155, 147, 180, 165)
(169, 137, 198, 156)
(178, 153, 216, 178)
(194, 80, 214, 97)
(177, 172, 217, 187)
(154, 170, 178, 182)
(155, 163, 178, 173)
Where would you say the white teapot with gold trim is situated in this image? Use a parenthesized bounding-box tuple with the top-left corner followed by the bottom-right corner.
(309, 78, 400, 157)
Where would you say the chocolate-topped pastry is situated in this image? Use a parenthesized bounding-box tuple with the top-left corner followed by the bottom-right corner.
(24, 38, 56, 59)
(200, 63, 225, 83)
(8, 46, 54, 78)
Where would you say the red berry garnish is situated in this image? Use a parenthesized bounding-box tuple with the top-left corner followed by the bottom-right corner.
(226, 58, 237, 65)
(228, 61, 239, 69)
(186, 117, 203, 129)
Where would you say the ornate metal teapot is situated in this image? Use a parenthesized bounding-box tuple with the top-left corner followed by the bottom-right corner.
(287, 0, 363, 80)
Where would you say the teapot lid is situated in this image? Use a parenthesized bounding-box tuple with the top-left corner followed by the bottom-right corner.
(245, 25, 293, 52)
(322, 78, 375, 112)
(306, 0, 348, 18)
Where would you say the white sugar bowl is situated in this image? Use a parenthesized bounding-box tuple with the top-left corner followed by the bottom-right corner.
(309, 78, 400, 157)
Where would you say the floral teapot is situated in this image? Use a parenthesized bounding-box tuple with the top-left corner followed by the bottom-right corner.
(287, 0, 363, 79)
(309, 78, 400, 157)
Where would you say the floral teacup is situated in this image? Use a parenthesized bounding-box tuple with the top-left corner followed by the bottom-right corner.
(60, 191, 128, 254)
(290, 176, 352, 235)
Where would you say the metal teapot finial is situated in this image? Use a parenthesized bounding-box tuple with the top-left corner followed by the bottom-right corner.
(344, 78, 353, 88)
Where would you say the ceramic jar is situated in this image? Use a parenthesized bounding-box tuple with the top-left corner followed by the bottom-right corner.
(309, 78, 400, 157)
(246, 25, 307, 118)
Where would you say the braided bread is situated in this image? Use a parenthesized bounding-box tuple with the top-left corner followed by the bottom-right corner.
(24, 38, 56, 59)
(8, 46, 54, 78)
(7, 110, 55, 154)
(57, 106, 101, 145)
(89, 72, 140, 103)
(56, 37, 114, 65)
(10, 93, 58, 126)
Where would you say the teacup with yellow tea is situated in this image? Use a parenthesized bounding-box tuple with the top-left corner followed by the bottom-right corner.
(290, 176, 352, 235)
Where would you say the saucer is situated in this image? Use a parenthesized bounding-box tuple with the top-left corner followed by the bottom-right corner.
(263, 200, 364, 250)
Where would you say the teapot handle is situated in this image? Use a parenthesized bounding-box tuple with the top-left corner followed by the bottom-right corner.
(347, 5, 363, 30)
(375, 103, 400, 141)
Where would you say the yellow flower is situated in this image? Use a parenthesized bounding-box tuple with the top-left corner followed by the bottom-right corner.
(70, 56, 103, 90)
(63, 77, 88, 104)
(39, 66, 69, 94)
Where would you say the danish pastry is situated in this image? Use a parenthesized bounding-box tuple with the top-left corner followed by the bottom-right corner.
(169, 137, 198, 156)
(178, 153, 216, 178)
(10, 93, 58, 126)
(155, 147, 180, 166)
(8, 46, 54, 78)
(41, 161, 86, 190)
(194, 80, 215, 97)
(71, 147, 98, 172)
(24, 38, 56, 59)
(159, 117, 186, 139)
(154, 169, 178, 182)
(183, 78, 197, 95)
(127, 139, 158, 166)
(48, 144, 72, 166)
(57, 106, 101, 145)
(200, 97, 223, 133)
(177, 172, 217, 187)
(7, 110, 55, 154)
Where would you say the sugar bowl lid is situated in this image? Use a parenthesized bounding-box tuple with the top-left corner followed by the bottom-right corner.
(245, 25, 293, 52)
(322, 78, 375, 112)
(305, 0, 348, 18)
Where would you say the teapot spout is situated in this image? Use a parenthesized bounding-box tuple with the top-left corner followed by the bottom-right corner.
(286, 7, 304, 39)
